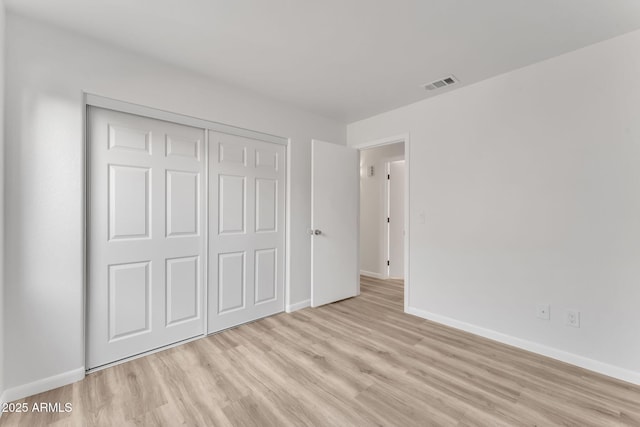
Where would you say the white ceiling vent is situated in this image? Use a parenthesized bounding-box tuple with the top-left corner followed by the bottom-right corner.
(423, 75, 458, 91)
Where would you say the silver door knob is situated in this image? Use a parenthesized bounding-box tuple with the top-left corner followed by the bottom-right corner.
(308, 229, 322, 235)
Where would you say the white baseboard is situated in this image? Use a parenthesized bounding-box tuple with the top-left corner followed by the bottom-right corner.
(406, 306, 640, 386)
(360, 270, 386, 279)
(1, 367, 85, 403)
(286, 299, 310, 313)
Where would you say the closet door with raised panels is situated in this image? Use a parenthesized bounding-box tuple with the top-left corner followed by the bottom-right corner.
(208, 131, 286, 333)
(87, 107, 205, 369)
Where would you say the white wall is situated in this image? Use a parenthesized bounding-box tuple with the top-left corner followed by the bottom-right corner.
(359, 143, 404, 277)
(349, 29, 640, 383)
(4, 13, 345, 396)
(0, 0, 5, 405)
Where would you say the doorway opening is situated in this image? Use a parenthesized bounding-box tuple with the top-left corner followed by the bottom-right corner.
(358, 141, 406, 304)
(85, 96, 288, 371)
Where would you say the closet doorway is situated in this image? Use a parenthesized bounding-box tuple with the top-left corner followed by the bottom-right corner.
(86, 100, 286, 370)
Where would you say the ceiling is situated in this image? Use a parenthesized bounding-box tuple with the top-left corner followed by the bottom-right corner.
(6, 0, 640, 122)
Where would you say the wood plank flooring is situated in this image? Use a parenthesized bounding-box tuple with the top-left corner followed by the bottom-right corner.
(2, 276, 640, 426)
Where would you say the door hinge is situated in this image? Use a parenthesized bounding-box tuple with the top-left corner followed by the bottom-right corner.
(387, 260, 390, 266)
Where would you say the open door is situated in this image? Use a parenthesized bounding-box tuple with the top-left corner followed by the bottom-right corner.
(388, 160, 405, 278)
(310, 140, 359, 307)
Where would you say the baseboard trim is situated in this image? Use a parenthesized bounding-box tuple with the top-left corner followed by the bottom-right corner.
(406, 306, 640, 386)
(1, 367, 85, 403)
(286, 299, 310, 313)
(359, 270, 386, 279)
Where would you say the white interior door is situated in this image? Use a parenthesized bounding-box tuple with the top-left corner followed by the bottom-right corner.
(208, 132, 286, 333)
(311, 140, 359, 307)
(388, 160, 405, 278)
(88, 107, 205, 369)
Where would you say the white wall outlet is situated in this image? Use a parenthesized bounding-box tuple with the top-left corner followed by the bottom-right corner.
(536, 304, 550, 320)
(566, 310, 580, 328)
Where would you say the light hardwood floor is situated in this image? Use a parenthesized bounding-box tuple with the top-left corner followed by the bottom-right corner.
(2, 276, 640, 426)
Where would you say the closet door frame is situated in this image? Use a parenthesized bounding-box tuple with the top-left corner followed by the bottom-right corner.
(83, 93, 289, 372)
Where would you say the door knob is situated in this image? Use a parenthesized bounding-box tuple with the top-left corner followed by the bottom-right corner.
(308, 229, 322, 236)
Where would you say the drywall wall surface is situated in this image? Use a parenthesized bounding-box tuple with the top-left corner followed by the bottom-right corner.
(348, 29, 640, 377)
(0, 0, 5, 404)
(359, 143, 404, 276)
(4, 13, 345, 392)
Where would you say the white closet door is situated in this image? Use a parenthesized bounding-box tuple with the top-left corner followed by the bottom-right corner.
(208, 132, 285, 333)
(87, 107, 205, 369)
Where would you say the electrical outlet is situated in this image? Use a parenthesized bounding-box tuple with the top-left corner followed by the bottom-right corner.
(536, 304, 550, 320)
(566, 310, 580, 328)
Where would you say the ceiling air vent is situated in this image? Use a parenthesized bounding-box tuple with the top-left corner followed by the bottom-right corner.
(423, 75, 458, 91)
